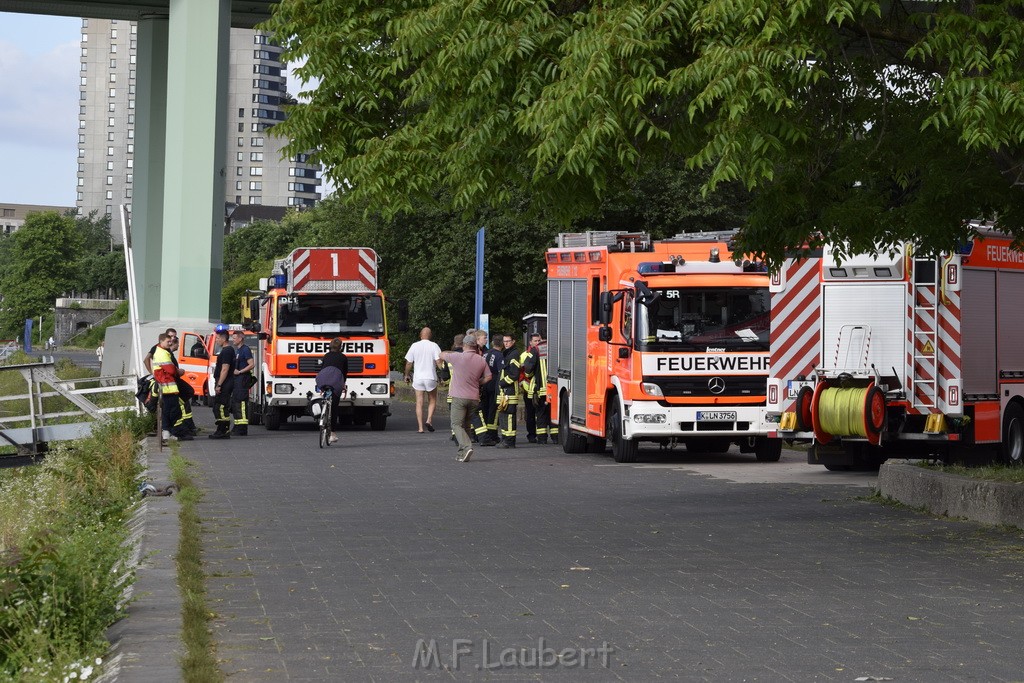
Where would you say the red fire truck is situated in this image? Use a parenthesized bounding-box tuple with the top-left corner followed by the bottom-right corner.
(767, 223, 1024, 469)
(546, 231, 779, 463)
(247, 247, 397, 431)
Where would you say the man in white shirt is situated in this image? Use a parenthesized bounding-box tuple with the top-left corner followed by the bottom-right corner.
(404, 327, 442, 433)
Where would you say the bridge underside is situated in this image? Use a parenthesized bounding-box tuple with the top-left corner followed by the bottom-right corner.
(1, 0, 278, 323)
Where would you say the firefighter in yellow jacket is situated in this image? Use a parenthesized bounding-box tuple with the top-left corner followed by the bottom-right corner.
(495, 334, 523, 448)
(522, 333, 557, 444)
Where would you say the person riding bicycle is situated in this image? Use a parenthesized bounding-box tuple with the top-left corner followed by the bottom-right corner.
(315, 338, 348, 443)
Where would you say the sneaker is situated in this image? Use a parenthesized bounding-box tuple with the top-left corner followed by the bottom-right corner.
(537, 436, 548, 444)
(495, 439, 511, 449)
(329, 434, 339, 444)
(208, 431, 230, 440)
(162, 430, 171, 441)
(461, 447, 473, 462)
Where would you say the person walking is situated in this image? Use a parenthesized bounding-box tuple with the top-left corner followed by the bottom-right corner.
(208, 327, 236, 439)
(440, 336, 491, 462)
(152, 333, 192, 442)
(316, 337, 348, 444)
(96, 341, 104, 365)
(230, 330, 254, 436)
(404, 327, 442, 433)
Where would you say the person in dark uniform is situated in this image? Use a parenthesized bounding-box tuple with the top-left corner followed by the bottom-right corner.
(316, 337, 348, 444)
(230, 330, 254, 436)
(208, 327, 236, 439)
(474, 334, 505, 446)
(496, 334, 523, 448)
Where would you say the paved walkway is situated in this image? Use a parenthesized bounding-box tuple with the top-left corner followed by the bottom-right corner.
(121, 402, 1024, 681)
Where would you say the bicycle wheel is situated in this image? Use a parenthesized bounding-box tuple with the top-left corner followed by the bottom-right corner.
(319, 402, 331, 448)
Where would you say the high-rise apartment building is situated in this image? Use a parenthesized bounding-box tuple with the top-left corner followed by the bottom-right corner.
(77, 18, 321, 222)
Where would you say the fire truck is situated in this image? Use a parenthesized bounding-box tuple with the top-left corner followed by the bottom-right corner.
(767, 223, 1024, 470)
(247, 247, 396, 431)
(546, 231, 779, 463)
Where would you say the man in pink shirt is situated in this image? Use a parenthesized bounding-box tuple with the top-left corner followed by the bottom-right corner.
(439, 336, 491, 462)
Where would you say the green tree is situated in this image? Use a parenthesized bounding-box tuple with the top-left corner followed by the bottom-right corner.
(265, 0, 1024, 262)
(0, 212, 83, 337)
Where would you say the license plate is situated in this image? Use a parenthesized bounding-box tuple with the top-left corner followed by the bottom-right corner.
(696, 411, 737, 421)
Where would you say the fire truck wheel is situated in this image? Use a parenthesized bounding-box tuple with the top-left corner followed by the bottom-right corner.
(609, 401, 638, 463)
(559, 394, 588, 454)
(1000, 401, 1024, 465)
(265, 407, 281, 431)
(753, 437, 782, 462)
(370, 408, 388, 431)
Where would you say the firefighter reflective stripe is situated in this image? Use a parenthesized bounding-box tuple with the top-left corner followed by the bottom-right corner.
(525, 357, 548, 397)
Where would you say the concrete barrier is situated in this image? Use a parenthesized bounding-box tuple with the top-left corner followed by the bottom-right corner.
(878, 460, 1024, 530)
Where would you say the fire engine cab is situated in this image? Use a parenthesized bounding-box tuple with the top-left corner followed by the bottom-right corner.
(767, 223, 1024, 469)
(546, 231, 779, 463)
(248, 247, 396, 431)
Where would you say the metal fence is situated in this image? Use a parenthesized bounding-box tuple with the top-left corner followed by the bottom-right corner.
(0, 362, 137, 455)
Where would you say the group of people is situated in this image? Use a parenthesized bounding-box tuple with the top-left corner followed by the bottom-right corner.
(403, 327, 556, 463)
(144, 325, 253, 442)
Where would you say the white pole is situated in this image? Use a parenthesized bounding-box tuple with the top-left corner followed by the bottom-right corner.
(119, 205, 145, 378)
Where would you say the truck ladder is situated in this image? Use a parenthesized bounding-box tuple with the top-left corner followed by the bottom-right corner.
(910, 258, 938, 410)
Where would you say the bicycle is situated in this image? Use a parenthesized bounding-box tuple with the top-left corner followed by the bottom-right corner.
(317, 386, 334, 448)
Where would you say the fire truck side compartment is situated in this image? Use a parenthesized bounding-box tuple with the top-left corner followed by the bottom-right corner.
(961, 268, 997, 396)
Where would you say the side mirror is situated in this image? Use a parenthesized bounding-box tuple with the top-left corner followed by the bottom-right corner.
(598, 291, 614, 325)
(249, 298, 260, 322)
(598, 326, 612, 342)
(257, 332, 269, 341)
(245, 322, 262, 333)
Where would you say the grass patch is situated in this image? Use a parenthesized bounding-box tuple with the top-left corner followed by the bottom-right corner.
(169, 452, 223, 683)
(0, 411, 149, 682)
(917, 461, 1024, 484)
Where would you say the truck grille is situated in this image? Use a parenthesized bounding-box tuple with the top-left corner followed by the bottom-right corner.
(644, 375, 766, 398)
(298, 356, 365, 374)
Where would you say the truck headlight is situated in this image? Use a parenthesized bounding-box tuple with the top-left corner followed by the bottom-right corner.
(368, 383, 388, 395)
(274, 383, 294, 394)
(640, 382, 664, 397)
(634, 413, 667, 424)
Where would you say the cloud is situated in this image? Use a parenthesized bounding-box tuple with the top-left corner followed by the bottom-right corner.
(0, 37, 79, 149)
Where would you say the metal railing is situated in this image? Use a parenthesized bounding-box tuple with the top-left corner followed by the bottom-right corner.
(0, 362, 137, 455)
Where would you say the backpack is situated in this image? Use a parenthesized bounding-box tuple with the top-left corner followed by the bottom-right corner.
(437, 361, 451, 382)
(135, 375, 158, 413)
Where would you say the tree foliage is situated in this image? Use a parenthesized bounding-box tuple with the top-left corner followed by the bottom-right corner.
(0, 212, 83, 336)
(265, 0, 1024, 263)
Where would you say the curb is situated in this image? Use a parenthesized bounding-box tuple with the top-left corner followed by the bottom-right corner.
(101, 436, 183, 682)
(878, 460, 1024, 530)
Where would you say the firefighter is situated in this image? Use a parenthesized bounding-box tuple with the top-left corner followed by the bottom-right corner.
(522, 333, 555, 444)
(152, 333, 192, 442)
(474, 334, 505, 446)
(495, 334, 523, 448)
(230, 330, 254, 436)
(208, 326, 235, 439)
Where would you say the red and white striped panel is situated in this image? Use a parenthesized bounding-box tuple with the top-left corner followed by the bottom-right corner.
(907, 283, 937, 414)
(936, 286, 962, 413)
(770, 257, 821, 410)
(291, 248, 378, 292)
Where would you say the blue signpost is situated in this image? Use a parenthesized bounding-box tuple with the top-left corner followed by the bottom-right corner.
(23, 319, 33, 354)
(475, 227, 485, 330)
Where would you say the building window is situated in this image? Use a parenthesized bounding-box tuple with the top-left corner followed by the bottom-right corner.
(80, 91, 86, 101)
(236, 152, 243, 161)
(126, 174, 133, 183)
(82, 19, 88, 27)
(107, 161, 114, 171)
(78, 163, 84, 173)
(82, 33, 88, 42)
(130, 54, 136, 64)
(77, 178, 84, 186)
(129, 70, 135, 80)
(110, 44, 117, 53)
(81, 76, 87, 86)
(81, 47, 88, 57)
(108, 102, 116, 112)
(128, 99, 135, 109)
(78, 148, 85, 158)
(106, 191, 113, 200)
(125, 188, 132, 198)
(127, 130, 134, 139)
(110, 59, 116, 68)
(77, 192, 84, 201)
(249, 181, 262, 191)
(131, 24, 137, 34)
(237, 137, 244, 147)
(130, 39, 136, 49)
(107, 147, 114, 156)
(79, 120, 86, 129)
(128, 84, 135, 95)
(238, 123, 244, 132)
(110, 73, 116, 82)
(109, 88, 116, 97)
(236, 195, 241, 204)
(128, 114, 134, 124)
(251, 137, 264, 147)
(127, 159, 133, 169)
(249, 196, 260, 205)
(235, 181, 242, 190)
(107, 132, 115, 141)
(238, 107, 244, 118)
(250, 152, 263, 162)
(127, 143, 133, 153)
(105, 206, 112, 216)
(111, 29, 117, 38)
(106, 176, 113, 185)
(236, 167, 242, 176)
(78, 134, 85, 143)
(249, 167, 263, 176)
(108, 117, 115, 126)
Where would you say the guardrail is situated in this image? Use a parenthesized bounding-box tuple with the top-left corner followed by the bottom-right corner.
(0, 362, 137, 455)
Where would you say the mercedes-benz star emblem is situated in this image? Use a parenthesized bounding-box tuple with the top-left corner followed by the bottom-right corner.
(707, 377, 726, 394)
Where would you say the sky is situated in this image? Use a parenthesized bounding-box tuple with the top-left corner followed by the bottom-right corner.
(0, 12, 81, 206)
(0, 11, 326, 207)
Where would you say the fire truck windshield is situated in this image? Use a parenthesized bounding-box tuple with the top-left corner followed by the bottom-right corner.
(276, 294, 385, 336)
(637, 287, 769, 351)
